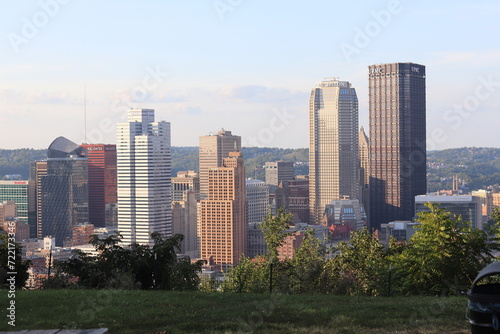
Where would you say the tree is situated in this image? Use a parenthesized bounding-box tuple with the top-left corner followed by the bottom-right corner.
(325, 228, 389, 296)
(221, 256, 269, 293)
(286, 228, 328, 294)
(393, 203, 500, 295)
(259, 207, 294, 261)
(0, 231, 31, 288)
(55, 232, 204, 290)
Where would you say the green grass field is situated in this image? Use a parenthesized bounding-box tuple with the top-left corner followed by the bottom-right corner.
(0, 290, 471, 334)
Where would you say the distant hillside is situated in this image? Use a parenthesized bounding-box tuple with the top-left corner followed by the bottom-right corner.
(0, 149, 47, 179)
(427, 147, 500, 192)
(2, 147, 499, 192)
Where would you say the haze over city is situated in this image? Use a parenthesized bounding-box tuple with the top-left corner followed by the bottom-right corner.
(1, 0, 499, 149)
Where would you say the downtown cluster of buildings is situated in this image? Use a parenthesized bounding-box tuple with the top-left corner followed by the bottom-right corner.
(2, 62, 499, 284)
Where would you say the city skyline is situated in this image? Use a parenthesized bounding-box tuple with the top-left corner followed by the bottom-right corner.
(2, 1, 499, 150)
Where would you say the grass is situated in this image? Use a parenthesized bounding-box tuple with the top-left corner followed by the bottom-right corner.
(0, 290, 471, 334)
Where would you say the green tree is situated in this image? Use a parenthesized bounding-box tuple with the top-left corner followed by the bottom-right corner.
(221, 256, 269, 293)
(55, 232, 204, 290)
(393, 203, 500, 295)
(285, 228, 328, 294)
(0, 231, 31, 288)
(259, 208, 293, 261)
(325, 228, 388, 296)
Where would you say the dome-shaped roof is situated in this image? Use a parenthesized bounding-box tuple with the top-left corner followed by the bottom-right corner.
(47, 137, 87, 159)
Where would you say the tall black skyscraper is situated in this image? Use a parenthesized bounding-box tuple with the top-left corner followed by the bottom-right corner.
(39, 137, 89, 246)
(368, 63, 426, 230)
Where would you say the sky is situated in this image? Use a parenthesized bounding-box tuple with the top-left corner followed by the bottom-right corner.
(1, 0, 499, 150)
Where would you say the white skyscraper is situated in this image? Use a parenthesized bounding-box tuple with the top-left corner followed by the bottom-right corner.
(117, 109, 171, 245)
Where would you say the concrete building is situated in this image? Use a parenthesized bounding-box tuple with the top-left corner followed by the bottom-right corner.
(117, 108, 171, 245)
(172, 191, 198, 258)
(380, 221, 419, 243)
(359, 127, 370, 187)
(472, 189, 494, 225)
(72, 223, 95, 246)
(246, 179, 269, 224)
(199, 151, 247, 269)
(0, 180, 35, 237)
(309, 78, 359, 224)
(81, 144, 117, 228)
(493, 193, 500, 208)
(321, 199, 367, 240)
(171, 171, 200, 202)
(369, 63, 427, 230)
(264, 161, 294, 187)
(415, 194, 483, 229)
(199, 129, 241, 200)
(274, 177, 309, 224)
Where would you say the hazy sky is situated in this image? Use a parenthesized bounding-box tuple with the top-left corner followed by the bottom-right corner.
(1, 0, 499, 149)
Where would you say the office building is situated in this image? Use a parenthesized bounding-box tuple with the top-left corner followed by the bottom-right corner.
(199, 151, 247, 268)
(81, 144, 117, 228)
(117, 108, 171, 245)
(38, 137, 89, 246)
(415, 195, 482, 229)
(309, 78, 359, 224)
(321, 199, 367, 240)
(246, 179, 269, 224)
(265, 161, 294, 187)
(72, 223, 95, 246)
(171, 171, 200, 202)
(359, 127, 370, 187)
(31, 161, 47, 238)
(0, 180, 35, 237)
(172, 191, 198, 258)
(199, 129, 241, 200)
(369, 63, 427, 230)
(274, 177, 309, 224)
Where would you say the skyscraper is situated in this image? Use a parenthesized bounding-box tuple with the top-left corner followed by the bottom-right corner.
(199, 151, 247, 268)
(309, 78, 359, 224)
(117, 109, 171, 245)
(31, 161, 47, 239)
(171, 171, 199, 258)
(39, 137, 89, 246)
(369, 62, 426, 230)
(264, 161, 294, 187)
(81, 144, 117, 228)
(199, 129, 241, 200)
(246, 179, 269, 224)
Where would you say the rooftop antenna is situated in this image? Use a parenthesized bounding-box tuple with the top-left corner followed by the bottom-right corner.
(84, 84, 87, 144)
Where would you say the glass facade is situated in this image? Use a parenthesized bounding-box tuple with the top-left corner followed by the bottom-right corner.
(369, 63, 427, 230)
(0, 181, 35, 237)
(39, 137, 89, 246)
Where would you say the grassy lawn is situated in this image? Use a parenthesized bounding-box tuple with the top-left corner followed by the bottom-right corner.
(0, 290, 471, 334)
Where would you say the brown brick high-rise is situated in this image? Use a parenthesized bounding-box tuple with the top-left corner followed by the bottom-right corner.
(199, 151, 247, 269)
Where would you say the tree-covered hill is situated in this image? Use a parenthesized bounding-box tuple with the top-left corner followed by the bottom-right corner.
(0, 149, 47, 179)
(1, 147, 499, 192)
(427, 147, 500, 192)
